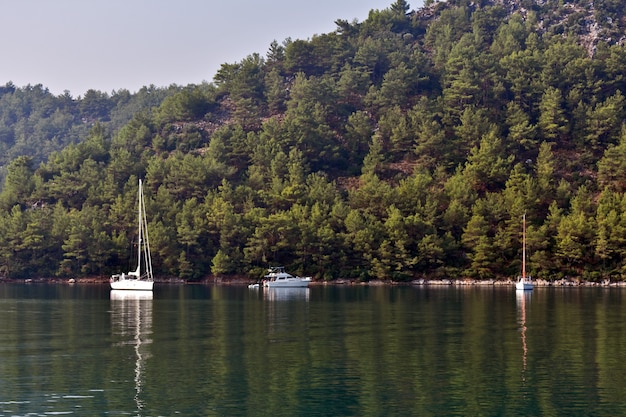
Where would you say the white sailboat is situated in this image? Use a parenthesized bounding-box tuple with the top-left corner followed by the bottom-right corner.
(516, 213, 534, 291)
(111, 179, 154, 291)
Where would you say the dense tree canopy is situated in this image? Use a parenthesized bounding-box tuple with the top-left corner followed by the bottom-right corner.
(0, 83, 182, 186)
(2, 0, 626, 282)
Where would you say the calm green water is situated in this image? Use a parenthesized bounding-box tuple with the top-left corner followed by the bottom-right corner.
(1, 284, 626, 416)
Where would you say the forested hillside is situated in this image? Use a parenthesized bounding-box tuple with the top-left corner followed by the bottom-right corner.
(0, 83, 181, 186)
(2, 0, 626, 282)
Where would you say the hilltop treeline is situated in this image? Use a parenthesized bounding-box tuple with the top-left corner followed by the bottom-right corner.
(0, 83, 182, 185)
(2, 0, 626, 282)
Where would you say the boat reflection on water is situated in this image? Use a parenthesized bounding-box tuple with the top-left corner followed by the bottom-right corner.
(263, 287, 310, 340)
(263, 287, 310, 302)
(516, 290, 532, 381)
(111, 290, 154, 301)
(110, 290, 153, 413)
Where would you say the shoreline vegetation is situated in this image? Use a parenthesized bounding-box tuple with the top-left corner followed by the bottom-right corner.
(3, 3, 626, 283)
(3, 277, 626, 288)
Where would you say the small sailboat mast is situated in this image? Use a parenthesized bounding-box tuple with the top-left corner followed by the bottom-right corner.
(137, 179, 153, 281)
(516, 212, 534, 290)
(134, 179, 143, 277)
(522, 212, 526, 280)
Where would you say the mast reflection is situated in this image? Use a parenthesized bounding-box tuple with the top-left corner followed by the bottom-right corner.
(111, 290, 153, 413)
(516, 290, 531, 380)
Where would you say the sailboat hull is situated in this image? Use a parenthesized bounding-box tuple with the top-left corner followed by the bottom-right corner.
(515, 280, 534, 291)
(111, 277, 154, 291)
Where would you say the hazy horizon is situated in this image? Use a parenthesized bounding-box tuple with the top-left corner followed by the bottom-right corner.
(1, 0, 411, 97)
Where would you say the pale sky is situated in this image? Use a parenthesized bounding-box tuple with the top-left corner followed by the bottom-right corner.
(0, 0, 419, 97)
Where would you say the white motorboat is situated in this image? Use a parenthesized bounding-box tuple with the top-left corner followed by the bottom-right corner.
(515, 213, 534, 291)
(263, 266, 311, 288)
(111, 179, 154, 291)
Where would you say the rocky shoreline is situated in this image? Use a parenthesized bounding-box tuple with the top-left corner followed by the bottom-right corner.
(3, 276, 626, 287)
(404, 278, 626, 287)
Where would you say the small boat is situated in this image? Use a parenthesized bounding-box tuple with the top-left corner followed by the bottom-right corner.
(263, 266, 311, 288)
(111, 179, 154, 291)
(516, 277, 533, 291)
(516, 213, 534, 291)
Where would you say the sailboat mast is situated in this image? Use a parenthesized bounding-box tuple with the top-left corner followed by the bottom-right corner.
(140, 180, 153, 280)
(136, 179, 143, 276)
(137, 179, 153, 281)
(522, 213, 526, 279)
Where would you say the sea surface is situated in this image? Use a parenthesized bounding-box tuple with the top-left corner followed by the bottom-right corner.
(1, 283, 626, 416)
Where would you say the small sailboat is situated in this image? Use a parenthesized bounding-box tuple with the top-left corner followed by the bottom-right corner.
(111, 179, 154, 291)
(516, 213, 534, 291)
